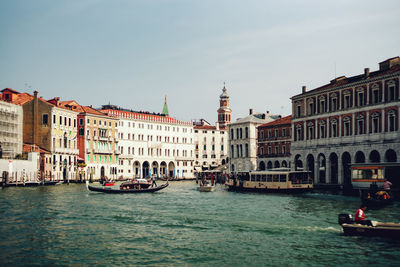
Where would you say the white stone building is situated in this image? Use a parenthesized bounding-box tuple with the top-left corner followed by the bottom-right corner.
(229, 109, 281, 172)
(101, 104, 195, 179)
(193, 120, 228, 171)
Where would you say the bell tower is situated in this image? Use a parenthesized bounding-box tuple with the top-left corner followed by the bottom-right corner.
(217, 83, 231, 128)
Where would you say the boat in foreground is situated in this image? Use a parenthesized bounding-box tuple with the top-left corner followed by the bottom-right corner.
(338, 213, 400, 239)
(225, 170, 313, 193)
(86, 181, 168, 194)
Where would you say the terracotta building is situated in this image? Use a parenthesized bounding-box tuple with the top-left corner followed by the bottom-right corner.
(257, 115, 291, 170)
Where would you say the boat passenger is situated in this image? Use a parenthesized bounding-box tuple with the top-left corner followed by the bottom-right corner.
(151, 176, 157, 188)
(355, 204, 373, 226)
(383, 179, 392, 191)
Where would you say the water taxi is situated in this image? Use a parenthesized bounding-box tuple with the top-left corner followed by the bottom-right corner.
(225, 170, 313, 193)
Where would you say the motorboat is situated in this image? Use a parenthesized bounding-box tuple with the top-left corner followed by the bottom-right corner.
(338, 213, 400, 239)
(86, 181, 168, 194)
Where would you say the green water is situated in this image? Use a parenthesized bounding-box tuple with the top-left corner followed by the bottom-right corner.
(1, 181, 400, 266)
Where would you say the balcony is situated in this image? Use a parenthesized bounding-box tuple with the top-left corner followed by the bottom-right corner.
(86, 148, 92, 154)
(54, 147, 80, 155)
(115, 149, 121, 155)
(94, 148, 113, 154)
(98, 136, 109, 141)
(86, 135, 91, 140)
(93, 136, 98, 141)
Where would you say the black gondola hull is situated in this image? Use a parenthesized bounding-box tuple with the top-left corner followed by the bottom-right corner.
(87, 182, 168, 194)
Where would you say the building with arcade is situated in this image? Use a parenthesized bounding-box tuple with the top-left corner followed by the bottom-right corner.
(290, 57, 400, 188)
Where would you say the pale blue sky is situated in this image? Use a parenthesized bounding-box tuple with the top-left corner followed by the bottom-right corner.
(1, 0, 400, 123)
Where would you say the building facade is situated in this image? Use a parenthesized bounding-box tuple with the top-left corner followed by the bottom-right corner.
(0, 96, 23, 159)
(257, 115, 291, 170)
(100, 105, 195, 179)
(290, 57, 400, 187)
(229, 109, 281, 172)
(58, 102, 119, 181)
(193, 120, 228, 171)
(22, 92, 79, 181)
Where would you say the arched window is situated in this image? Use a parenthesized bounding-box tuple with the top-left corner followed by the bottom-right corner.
(245, 127, 249, 138)
(245, 144, 249, 157)
(372, 112, 381, 133)
(388, 110, 396, 132)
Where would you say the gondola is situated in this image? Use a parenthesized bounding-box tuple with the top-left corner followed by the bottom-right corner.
(86, 181, 168, 194)
(361, 190, 393, 209)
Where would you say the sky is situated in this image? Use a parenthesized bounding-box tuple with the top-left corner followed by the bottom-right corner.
(1, 0, 400, 124)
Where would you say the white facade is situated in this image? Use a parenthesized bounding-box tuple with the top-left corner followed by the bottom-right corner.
(193, 121, 229, 170)
(50, 107, 79, 181)
(0, 100, 23, 158)
(229, 110, 281, 172)
(0, 152, 39, 182)
(101, 108, 195, 179)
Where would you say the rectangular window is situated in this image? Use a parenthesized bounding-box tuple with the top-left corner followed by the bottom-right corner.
(42, 114, 49, 125)
(79, 118, 83, 125)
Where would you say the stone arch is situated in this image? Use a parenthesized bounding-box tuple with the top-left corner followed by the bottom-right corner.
(160, 161, 167, 178)
(168, 162, 175, 178)
(133, 161, 141, 178)
(385, 149, 397, 162)
(267, 161, 273, 169)
(281, 160, 287, 168)
(355, 151, 365, 163)
(142, 161, 150, 178)
(222, 159, 226, 165)
(329, 152, 338, 184)
(152, 161, 159, 177)
(369, 150, 380, 163)
(294, 154, 303, 170)
(259, 161, 266, 171)
(274, 161, 280, 168)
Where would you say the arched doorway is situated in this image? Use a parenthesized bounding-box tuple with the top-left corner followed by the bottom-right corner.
(369, 150, 381, 163)
(168, 162, 175, 178)
(385, 149, 397, 162)
(231, 164, 235, 172)
(133, 161, 141, 178)
(306, 154, 315, 182)
(342, 152, 351, 188)
(160, 161, 167, 178)
(329, 153, 338, 184)
(318, 153, 326, 183)
(355, 151, 365, 163)
(281, 161, 287, 168)
(222, 159, 226, 165)
(274, 161, 280, 168)
(142, 161, 150, 178)
(267, 161, 273, 169)
(152, 161, 159, 177)
(295, 154, 303, 170)
(100, 166, 105, 178)
(259, 161, 266, 171)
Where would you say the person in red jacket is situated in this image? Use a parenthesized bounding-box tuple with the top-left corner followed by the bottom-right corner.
(355, 204, 372, 226)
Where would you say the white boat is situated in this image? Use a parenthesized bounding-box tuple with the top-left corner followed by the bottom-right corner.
(197, 184, 215, 192)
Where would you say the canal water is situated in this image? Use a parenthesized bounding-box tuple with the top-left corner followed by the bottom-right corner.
(1, 181, 400, 266)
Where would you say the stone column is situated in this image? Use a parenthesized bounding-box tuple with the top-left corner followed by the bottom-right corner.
(326, 158, 331, 184)
(314, 158, 319, 184)
(338, 156, 343, 185)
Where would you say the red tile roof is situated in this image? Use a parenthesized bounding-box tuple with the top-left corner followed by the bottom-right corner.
(101, 109, 191, 125)
(1, 88, 20, 94)
(258, 115, 291, 128)
(58, 101, 112, 117)
(194, 125, 217, 130)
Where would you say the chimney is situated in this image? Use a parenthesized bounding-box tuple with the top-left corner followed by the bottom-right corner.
(302, 86, 306, 93)
(364, 68, 370, 78)
(33, 91, 39, 145)
(249, 108, 253, 115)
